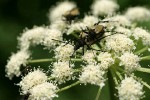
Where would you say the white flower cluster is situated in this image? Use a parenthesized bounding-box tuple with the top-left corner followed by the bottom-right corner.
(82, 51, 114, 70)
(5, 50, 30, 79)
(109, 15, 131, 27)
(50, 20, 67, 32)
(83, 16, 99, 28)
(133, 27, 150, 46)
(119, 52, 141, 72)
(105, 34, 135, 54)
(19, 27, 63, 50)
(5, 0, 150, 100)
(48, 1, 76, 22)
(125, 7, 150, 22)
(55, 43, 74, 61)
(115, 26, 132, 37)
(28, 82, 58, 100)
(51, 61, 74, 84)
(18, 27, 46, 50)
(42, 29, 63, 49)
(19, 69, 48, 94)
(91, 0, 119, 16)
(79, 64, 105, 87)
(118, 76, 144, 100)
(97, 52, 114, 70)
(19, 69, 58, 100)
(82, 50, 97, 64)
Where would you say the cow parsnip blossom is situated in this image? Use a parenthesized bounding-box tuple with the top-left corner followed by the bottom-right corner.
(51, 61, 74, 84)
(5, 0, 150, 100)
(133, 27, 150, 46)
(106, 15, 131, 27)
(97, 52, 114, 70)
(115, 26, 132, 37)
(105, 34, 135, 54)
(83, 16, 99, 28)
(42, 29, 63, 49)
(18, 27, 46, 50)
(82, 50, 97, 64)
(28, 82, 58, 100)
(118, 76, 144, 100)
(91, 0, 119, 16)
(48, 1, 76, 22)
(79, 64, 105, 87)
(55, 43, 74, 61)
(50, 20, 67, 32)
(19, 69, 47, 94)
(125, 6, 150, 22)
(5, 50, 30, 79)
(119, 52, 141, 72)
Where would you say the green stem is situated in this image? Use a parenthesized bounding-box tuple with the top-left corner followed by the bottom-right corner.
(73, 68, 82, 73)
(141, 56, 150, 61)
(56, 81, 80, 93)
(48, 77, 55, 80)
(137, 67, 150, 73)
(95, 87, 101, 100)
(134, 47, 148, 54)
(115, 71, 123, 80)
(28, 58, 55, 63)
(108, 68, 118, 100)
(111, 68, 119, 85)
(28, 58, 82, 63)
(141, 81, 150, 89)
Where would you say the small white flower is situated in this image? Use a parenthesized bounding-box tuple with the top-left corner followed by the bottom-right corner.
(97, 52, 114, 70)
(125, 6, 150, 22)
(18, 27, 46, 50)
(119, 52, 141, 72)
(133, 27, 150, 46)
(105, 34, 135, 53)
(118, 76, 144, 100)
(43, 29, 63, 49)
(50, 20, 68, 32)
(55, 43, 74, 61)
(115, 26, 132, 37)
(82, 50, 97, 64)
(5, 50, 30, 80)
(83, 15, 99, 28)
(79, 64, 105, 87)
(19, 69, 47, 94)
(66, 22, 86, 35)
(29, 82, 58, 100)
(48, 1, 76, 22)
(51, 61, 73, 84)
(108, 15, 131, 27)
(91, 0, 119, 16)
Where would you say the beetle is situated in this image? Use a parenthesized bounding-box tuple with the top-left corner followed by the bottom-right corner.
(63, 8, 80, 23)
(72, 20, 120, 55)
(73, 23, 106, 54)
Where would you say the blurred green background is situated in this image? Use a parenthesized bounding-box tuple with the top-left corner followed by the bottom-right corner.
(0, 0, 150, 100)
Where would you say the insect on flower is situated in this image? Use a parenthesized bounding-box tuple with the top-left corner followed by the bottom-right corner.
(73, 20, 118, 55)
(63, 8, 80, 23)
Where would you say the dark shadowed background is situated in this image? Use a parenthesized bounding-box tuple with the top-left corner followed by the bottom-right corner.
(0, 0, 150, 100)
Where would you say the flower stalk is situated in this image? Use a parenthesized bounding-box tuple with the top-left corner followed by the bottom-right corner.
(56, 81, 80, 93)
(95, 87, 102, 100)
